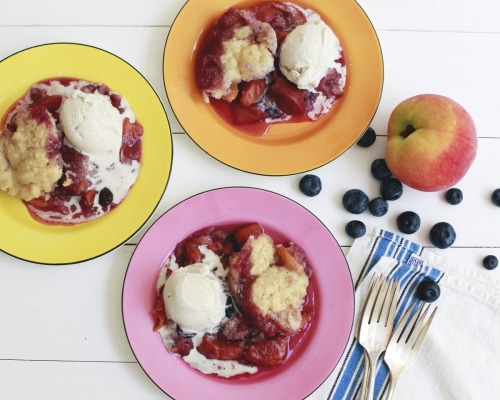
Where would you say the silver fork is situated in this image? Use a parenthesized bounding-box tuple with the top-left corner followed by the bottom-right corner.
(355, 275, 377, 400)
(358, 274, 399, 400)
(384, 302, 438, 400)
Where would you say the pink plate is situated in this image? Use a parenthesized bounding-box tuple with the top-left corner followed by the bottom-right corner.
(122, 187, 354, 400)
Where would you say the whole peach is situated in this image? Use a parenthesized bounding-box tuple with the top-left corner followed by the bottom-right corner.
(385, 94, 477, 192)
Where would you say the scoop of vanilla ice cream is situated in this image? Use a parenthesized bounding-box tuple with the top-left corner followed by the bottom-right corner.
(279, 18, 342, 90)
(163, 263, 226, 333)
(59, 90, 123, 155)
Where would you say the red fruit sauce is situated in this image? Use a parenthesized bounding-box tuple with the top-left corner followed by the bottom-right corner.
(152, 223, 316, 379)
(195, 1, 345, 136)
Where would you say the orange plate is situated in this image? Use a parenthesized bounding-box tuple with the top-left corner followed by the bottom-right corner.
(164, 0, 383, 176)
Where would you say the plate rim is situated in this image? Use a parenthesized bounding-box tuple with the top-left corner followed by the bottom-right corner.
(122, 186, 355, 400)
(0, 42, 173, 265)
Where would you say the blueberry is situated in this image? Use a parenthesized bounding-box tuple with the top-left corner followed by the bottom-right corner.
(227, 234, 241, 252)
(98, 187, 114, 207)
(345, 220, 366, 239)
(225, 296, 237, 318)
(492, 189, 500, 207)
(368, 197, 389, 217)
(380, 178, 403, 201)
(370, 159, 392, 181)
(299, 174, 322, 197)
(445, 188, 463, 205)
(264, 106, 284, 119)
(416, 279, 441, 302)
(429, 222, 456, 249)
(342, 189, 369, 214)
(176, 325, 196, 338)
(482, 255, 498, 270)
(397, 211, 421, 234)
(357, 127, 376, 147)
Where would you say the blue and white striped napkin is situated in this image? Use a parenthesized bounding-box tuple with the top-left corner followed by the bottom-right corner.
(310, 226, 500, 400)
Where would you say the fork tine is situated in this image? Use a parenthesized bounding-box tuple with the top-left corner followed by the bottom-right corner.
(406, 304, 430, 347)
(371, 277, 390, 323)
(374, 278, 389, 322)
(366, 273, 378, 293)
(356, 273, 378, 338)
(410, 306, 437, 351)
(388, 279, 399, 326)
(390, 279, 399, 321)
(365, 274, 378, 300)
(402, 302, 425, 344)
(361, 275, 383, 326)
(391, 301, 419, 343)
(402, 305, 437, 372)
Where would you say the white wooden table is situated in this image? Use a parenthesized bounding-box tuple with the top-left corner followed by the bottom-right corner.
(1, 0, 499, 398)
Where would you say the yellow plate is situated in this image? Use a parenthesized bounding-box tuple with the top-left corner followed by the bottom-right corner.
(0, 43, 172, 265)
(164, 0, 383, 175)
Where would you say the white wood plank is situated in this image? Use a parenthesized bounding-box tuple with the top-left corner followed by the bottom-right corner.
(3, 0, 500, 34)
(0, 360, 169, 400)
(0, 247, 135, 361)
(1, 0, 186, 27)
(357, 0, 500, 33)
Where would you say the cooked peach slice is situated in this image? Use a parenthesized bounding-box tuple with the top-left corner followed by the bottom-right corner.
(276, 244, 305, 274)
(233, 222, 264, 248)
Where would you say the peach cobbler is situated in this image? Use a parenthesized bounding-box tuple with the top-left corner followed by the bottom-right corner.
(196, 1, 346, 135)
(152, 222, 314, 378)
(0, 78, 143, 225)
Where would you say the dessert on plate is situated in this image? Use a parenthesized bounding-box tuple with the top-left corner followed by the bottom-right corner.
(152, 222, 314, 378)
(195, 1, 346, 135)
(0, 78, 143, 225)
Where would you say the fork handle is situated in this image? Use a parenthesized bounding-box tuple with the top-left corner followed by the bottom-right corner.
(360, 350, 369, 400)
(385, 372, 400, 400)
(366, 352, 379, 400)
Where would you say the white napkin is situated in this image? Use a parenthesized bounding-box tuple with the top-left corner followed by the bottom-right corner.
(310, 226, 500, 400)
